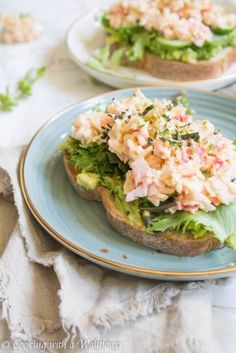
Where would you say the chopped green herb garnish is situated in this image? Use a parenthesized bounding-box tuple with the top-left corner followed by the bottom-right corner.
(208, 143, 214, 150)
(161, 114, 171, 121)
(174, 94, 194, 115)
(160, 136, 182, 146)
(181, 132, 200, 142)
(147, 137, 154, 144)
(142, 104, 154, 115)
(175, 94, 189, 108)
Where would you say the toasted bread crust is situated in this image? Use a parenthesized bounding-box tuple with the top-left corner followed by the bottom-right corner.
(101, 189, 221, 257)
(63, 155, 221, 256)
(112, 44, 236, 81)
(63, 154, 101, 201)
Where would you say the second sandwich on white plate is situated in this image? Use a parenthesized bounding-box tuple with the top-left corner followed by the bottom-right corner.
(67, 0, 236, 89)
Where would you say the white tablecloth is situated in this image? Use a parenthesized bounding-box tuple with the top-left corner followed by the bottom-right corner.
(0, 1, 236, 352)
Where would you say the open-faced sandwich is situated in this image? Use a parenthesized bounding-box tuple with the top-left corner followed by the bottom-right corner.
(90, 0, 236, 81)
(60, 89, 236, 256)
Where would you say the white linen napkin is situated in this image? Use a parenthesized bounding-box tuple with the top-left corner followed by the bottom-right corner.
(0, 144, 235, 353)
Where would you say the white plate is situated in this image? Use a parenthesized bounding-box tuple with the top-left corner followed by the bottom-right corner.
(66, 2, 236, 90)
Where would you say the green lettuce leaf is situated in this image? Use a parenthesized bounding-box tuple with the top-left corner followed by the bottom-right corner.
(87, 57, 109, 72)
(94, 44, 110, 66)
(101, 17, 236, 63)
(87, 45, 111, 72)
(87, 45, 125, 71)
(101, 16, 143, 44)
(148, 202, 236, 247)
(226, 233, 236, 250)
(60, 137, 129, 177)
(126, 33, 149, 61)
(101, 176, 143, 225)
(110, 47, 126, 69)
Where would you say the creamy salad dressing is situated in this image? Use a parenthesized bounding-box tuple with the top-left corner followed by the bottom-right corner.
(105, 0, 236, 46)
(71, 90, 236, 214)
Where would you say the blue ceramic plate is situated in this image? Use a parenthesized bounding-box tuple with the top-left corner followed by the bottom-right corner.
(20, 88, 236, 281)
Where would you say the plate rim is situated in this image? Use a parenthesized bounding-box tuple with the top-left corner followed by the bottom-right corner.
(66, 10, 236, 86)
(20, 86, 236, 278)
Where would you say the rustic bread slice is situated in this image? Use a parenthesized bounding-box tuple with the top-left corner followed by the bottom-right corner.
(101, 189, 221, 257)
(63, 155, 221, 256)
(63, 154, 102, 201)
(112, 44, 236, 81)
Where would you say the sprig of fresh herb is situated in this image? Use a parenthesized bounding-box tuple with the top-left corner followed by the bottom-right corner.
(0, 86, 17, 112)
(0, 66, 46, 112)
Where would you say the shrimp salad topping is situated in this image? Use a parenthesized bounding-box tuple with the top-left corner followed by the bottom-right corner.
(94, 0, 236, 66)
(105, 0, 235, 45)
(71, 89, 236, 214)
